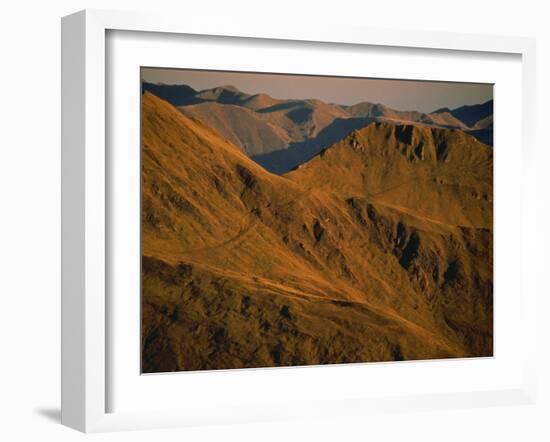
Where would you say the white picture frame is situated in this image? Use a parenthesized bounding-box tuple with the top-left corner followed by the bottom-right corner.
(61, 9, 537, 433)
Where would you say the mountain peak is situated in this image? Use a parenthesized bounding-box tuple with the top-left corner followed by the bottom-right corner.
(449, 99, 494, 128)
(141, 82, 198, 106)
(195, 85, 249, 104)
(291, 120, 489, 181)
(286, 119, 492, 229)
(220, 84, 240, 92)
(208, 84, 241, 95)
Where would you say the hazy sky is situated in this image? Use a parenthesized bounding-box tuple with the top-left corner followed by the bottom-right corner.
(142, 67, 492, 113)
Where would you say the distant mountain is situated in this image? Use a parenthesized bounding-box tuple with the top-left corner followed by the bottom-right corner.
(422, 110, 468, 129)
(141, 92, 493, 372)
(241, 93, 283, 111)
(177, 86, 352, 161)
(142, 83, 284, 109)
(141, 82, 198, 106)
(179, 102, 290, 155)
(142, 82, 493, 173)
(446, 99, 493, 128)
(343, 101, 472, 131)
(251, 116, 373, 174)
(194, 85, 252, 106)
(345, 102, 425, 122)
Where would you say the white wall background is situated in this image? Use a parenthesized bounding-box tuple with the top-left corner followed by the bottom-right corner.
(0, 1, 547, 440)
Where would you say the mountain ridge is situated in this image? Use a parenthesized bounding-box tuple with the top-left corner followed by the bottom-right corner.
(141, 92, 493, 372)
(142, 82, 493, 173)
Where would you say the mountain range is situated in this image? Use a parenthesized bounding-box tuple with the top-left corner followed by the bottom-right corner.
(141, 90, 493, 372)
(142, 82, 493, 173)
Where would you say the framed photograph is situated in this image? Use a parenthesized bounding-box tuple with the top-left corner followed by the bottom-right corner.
(61, 9, 537, 432)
